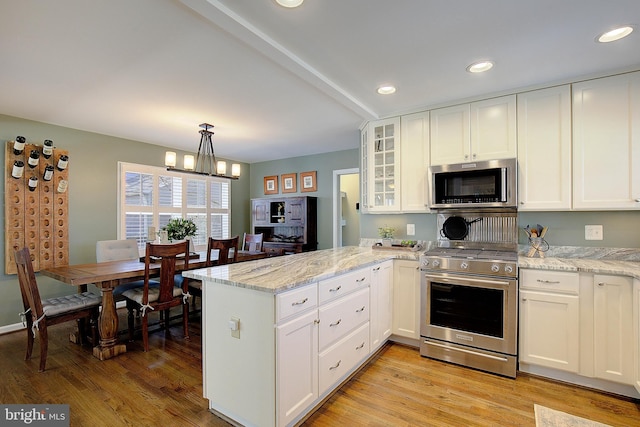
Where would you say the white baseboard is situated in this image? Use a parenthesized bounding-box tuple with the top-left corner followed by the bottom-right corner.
(1, 300, 127, 336)
(0, 322, 26, 336)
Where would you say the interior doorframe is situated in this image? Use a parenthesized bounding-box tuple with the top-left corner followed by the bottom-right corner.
(332, 168, 359, 248)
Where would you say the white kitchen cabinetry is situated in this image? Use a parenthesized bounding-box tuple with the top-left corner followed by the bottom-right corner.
(573, 71, 640, 209)
(430, 95, 516, 165)
(392, 260, 421, 340)
(360, 117, 401, 212)
(400, 111, 430, 212)
(370, 260, 393, 351)
(277, 309, 318, 426)
(519, 269, 580, 373)
(517, 85, 572, 210)
(593, 274, 634, 385)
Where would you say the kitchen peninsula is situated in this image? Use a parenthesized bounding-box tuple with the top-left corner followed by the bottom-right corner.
(183, 246, 417, 427)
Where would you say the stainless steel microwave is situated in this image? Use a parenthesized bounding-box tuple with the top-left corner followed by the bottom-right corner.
(429, 158, 517, 209)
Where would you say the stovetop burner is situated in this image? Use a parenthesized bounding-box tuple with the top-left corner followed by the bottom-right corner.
(424, 248, 518, 262)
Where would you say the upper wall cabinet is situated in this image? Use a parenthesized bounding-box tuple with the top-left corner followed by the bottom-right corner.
(573, 71, 640, 210)
(430, 95, 517, 165)
(400, 111, 430, 212)
(517, 85, 572, 211)
(361, 118, 401, 213)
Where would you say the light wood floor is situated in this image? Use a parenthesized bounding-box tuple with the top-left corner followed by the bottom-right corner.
(0, 310, 638, 426)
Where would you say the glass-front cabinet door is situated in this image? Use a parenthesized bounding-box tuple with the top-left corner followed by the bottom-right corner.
(362, 117, 401, 212)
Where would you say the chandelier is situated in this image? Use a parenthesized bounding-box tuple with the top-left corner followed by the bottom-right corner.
(165, 123, 240, 179)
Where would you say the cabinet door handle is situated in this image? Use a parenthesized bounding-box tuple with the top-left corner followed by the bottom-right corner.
(536, 279, 560, 284)
(522, 298, 527, 301)
(329, 285, 342, 293)
(598, 282, 605, 286)
(329, 360, 342, 371)
(355, 342, 365, 350)
(373, 267, 380, 272)
(314, 319, 320, 325)
(355, 306, 365, 313)
(330, 319, 342, 327)
(356, 277, 366, 283)
(291, 298, 308, 306)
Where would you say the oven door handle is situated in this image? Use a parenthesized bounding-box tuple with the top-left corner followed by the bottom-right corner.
(424, 273, 512, 288)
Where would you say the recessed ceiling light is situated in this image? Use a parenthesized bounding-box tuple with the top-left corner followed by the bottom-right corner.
(466, 61, 494, 73)
(377, 85, 396, 95)
(276, 0, 303, 7)
(597, 26, 633, 43)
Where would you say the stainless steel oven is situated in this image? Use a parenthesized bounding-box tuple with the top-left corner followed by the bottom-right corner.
(420, 264, 518, 378)
(419, 209, 518, 378)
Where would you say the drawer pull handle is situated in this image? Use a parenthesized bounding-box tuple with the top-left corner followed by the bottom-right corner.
(536, 279, 560, 284)
(598, 282, 605, 287)
(356, 277, 366, 283)
(291, 298, 308, 306)
(355, 342, 365, 350)
(329, 360, 342, 370)
(330, 319, 342, 327)
(355, 306, 365, 313)
(329, 285, 342, 292)
(373, 267, 380, 272)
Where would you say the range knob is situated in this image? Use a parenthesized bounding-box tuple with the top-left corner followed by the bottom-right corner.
(505, 265, 514, 274)
(460, 262, 468, 269)
(491, 264, 500, 273)
(421, 259, 429, 267)
(432, 260, 440, 268)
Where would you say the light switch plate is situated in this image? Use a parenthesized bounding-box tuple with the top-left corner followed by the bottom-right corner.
(585, 225, 603, 240)
(407, 224, 415, 236)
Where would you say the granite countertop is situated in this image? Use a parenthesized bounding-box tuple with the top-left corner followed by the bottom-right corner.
(183, 246, 420, 294)
(518, 246, 640, 280)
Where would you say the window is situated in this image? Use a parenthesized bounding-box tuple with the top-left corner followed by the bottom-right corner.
(118, 162, 231, 253)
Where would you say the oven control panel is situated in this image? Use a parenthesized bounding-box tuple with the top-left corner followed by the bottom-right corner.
(420, 256, 517, 278)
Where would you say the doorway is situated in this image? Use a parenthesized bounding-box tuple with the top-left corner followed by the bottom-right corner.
(333, 168, 360, 247)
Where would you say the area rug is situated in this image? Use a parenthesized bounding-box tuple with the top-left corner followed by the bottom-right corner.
(534, 404, 612, 427)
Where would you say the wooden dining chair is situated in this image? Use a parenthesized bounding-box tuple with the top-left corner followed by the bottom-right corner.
(189, 236, 239, 312)
(96, 239, 160, 296)
(121, 241, 190, 352)
(242, 232, 263, 252)
(14, 247, 101, 372)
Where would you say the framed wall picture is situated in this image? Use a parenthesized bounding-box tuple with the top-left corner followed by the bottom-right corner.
(264, 175, 278, 195)
(300, 171, 317, 192)
(281, 173, 297, 193)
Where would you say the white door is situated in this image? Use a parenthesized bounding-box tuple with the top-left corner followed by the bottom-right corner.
(593, 274, 634, 384)
(517, 86, 572, 210)
(573, 71, 640, 209)
(276, 310, 318, 427)
(392, 260, 421, 340)
(519, 290, 579, 372)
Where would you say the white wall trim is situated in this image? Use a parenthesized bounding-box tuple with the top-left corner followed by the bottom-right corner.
(332, 168, 359, 248)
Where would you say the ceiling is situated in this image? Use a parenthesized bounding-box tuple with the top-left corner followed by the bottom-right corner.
(1, 0, 639, 163)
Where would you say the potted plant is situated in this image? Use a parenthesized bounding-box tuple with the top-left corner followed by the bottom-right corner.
(378, 225, 395, 247)
(162, 218, 197, 249)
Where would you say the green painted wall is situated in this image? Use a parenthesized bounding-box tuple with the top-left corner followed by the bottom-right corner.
(250, 149, 360, 250)
(0, 114, 250, 328)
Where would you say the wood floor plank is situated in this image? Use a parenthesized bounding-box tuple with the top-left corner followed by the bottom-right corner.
(0, 309, 638, 426)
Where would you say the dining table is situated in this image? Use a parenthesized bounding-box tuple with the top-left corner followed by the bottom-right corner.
(40, 250, 268, 360)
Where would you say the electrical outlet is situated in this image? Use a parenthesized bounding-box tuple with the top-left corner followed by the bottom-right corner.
(228, 317, 240, 339)
(585, 225, 603, 240)
(407, 224, 415, 236)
